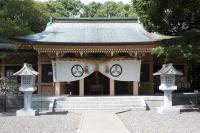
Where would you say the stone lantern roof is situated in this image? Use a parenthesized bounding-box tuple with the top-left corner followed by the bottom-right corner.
(13, 63, 39, 76)
(153, 63, 183, 76)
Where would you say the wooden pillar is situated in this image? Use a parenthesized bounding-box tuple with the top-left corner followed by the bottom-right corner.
(149, 61, 154, 82)
(55, 82, 61, 96)
(133, 81, 139, 96)
(79, 79, 84, 96)
(184, 63, 188, 81)
(149, 55, 154, 94)
(37, 54, 42, 95)
(110, 79, 115, 96)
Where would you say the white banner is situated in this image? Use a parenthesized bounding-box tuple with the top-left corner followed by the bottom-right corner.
(52, 60, 141, 82)
(52, 60, 95, 82)
(99, 60, 141, 82)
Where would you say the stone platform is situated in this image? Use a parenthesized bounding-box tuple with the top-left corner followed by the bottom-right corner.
(54, 96, 146, 111)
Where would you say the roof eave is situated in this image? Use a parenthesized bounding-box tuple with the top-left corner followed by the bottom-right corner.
(13, 39, 159, 46)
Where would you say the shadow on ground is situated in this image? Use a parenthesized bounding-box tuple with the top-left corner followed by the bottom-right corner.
(0, 109, 69, 117)
(0, 109, 16, 117)
(39, 111, 68, 116)
(180, 105, 200, 113)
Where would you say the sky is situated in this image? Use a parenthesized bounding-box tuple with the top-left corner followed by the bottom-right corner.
(36, 0, 131, 4)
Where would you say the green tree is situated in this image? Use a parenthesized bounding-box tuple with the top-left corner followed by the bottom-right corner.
(0, 18, 31, 39)
(116, 3, 136, 17)
(152, 29, 200, 63)
(132, 0, 200, 35)
(59, 0, 83, 16)
(45, 1, 66, 17)
(0, 0, 50, 40)
(96, 1, 118, 17)
(45, 0, 83, 17)
(132, 0, 200, 62)
(133, 0, 200, 88)
(81, 2, 102, 17)
(83, 1, 136, 18)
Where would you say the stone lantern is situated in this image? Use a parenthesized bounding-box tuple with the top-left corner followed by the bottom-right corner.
(153, 63, 182, 114)
(13, 63, 39, 116)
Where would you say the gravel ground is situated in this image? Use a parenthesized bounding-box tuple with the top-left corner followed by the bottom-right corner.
(118, 108, 200, 133)
(0, 111, 81, 133)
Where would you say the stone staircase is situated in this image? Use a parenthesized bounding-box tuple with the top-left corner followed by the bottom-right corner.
(52, 96, 147, 111)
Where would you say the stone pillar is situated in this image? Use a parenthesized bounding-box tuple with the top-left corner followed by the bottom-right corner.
(133, 81, 139, 95)
(55, 82, 61, 96)
(79, 79, 84, 96)
(110, 79, 115, 96)
(23, 92, 33, 110)
(163, 90, 173, 108)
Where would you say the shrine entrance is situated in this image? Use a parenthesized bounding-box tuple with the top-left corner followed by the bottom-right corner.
(65, 81, 79, 96)
(84, 72, 110, 96)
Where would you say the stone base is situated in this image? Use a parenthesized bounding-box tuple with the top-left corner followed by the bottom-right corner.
(16, 108, 39, 116)
(157, 106, 180, 114)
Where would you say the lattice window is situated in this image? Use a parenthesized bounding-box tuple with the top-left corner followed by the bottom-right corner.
(22, 76, 32, 87)
(165, 75, 174, 85)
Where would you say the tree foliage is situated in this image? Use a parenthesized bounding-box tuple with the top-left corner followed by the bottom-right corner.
(132, 0, 200, 35)
(132, 0, 200, 62)
(82, 2, 102, 17)
(152, 29, 200, 63)
(82, 1, 136, 17)
(133, 0, 200, 87)
(0, 0, 49, 39)
(46, 0, 83, 17)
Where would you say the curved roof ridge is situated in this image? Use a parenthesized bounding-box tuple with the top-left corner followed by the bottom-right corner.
(51, 17, 138, 23)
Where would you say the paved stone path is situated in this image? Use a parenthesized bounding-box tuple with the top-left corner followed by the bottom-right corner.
(76, 110, 130, 133)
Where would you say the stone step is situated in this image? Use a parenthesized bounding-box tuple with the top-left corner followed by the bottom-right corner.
(57, 96, 139, 99)
(56, 101, 142, 104)
(53, 96, 146, 110)
(56, 103, 142, 106)
(55, 107, 146, 112)
(56, 103, 142, 107)
(57, 98, 141, 102)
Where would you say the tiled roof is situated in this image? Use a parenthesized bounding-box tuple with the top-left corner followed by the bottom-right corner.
(15, 18, 168, 45)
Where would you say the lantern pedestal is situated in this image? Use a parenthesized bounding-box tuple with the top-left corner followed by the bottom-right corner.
(16, 91, 38, 116)
(16, 108, 38, 116)
(157, 85, 180, 114)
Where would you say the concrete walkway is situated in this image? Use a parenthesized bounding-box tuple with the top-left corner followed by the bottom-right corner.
(77, 110, 130, 133)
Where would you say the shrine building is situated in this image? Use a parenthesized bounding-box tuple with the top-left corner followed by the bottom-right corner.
(0, 18, 189, 96)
